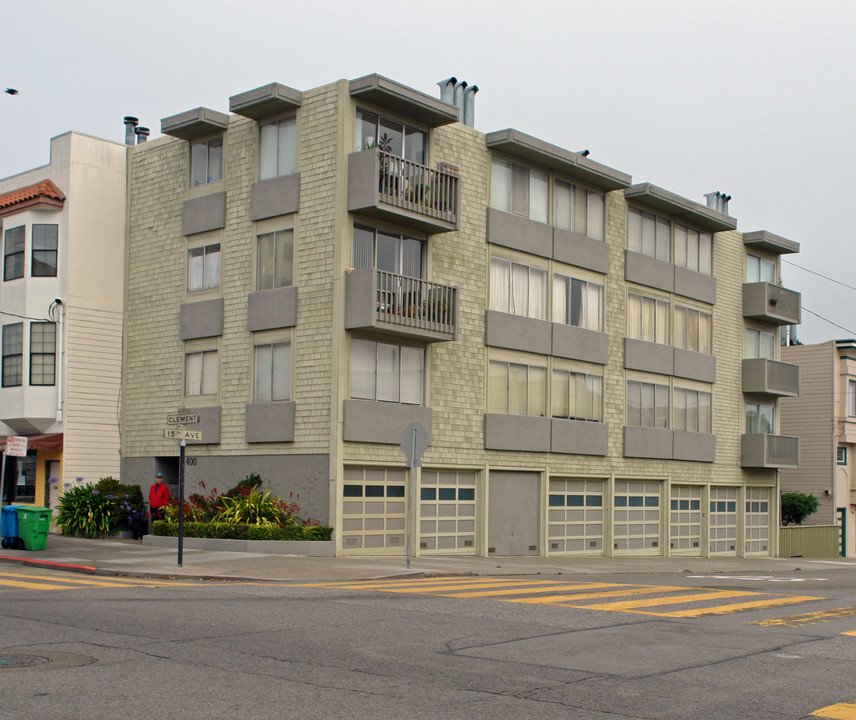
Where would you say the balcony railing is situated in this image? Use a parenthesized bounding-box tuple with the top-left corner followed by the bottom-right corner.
(741, 433, 799, 469)
(742, 358, 800, 397)
(742, 282, 801, 325)
(345, 266, 457, 342)
(348, 149, 459, 233)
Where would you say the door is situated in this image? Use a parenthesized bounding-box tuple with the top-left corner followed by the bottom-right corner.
(488, 471, 539, 555)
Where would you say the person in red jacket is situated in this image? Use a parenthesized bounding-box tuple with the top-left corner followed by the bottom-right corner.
(149, 472, 170, 521)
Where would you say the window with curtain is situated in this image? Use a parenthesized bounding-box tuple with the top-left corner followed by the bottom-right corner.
(490, 158, 548, 223)
(190, 137, 223, 187)
(188, 244, 220, 291)
(552, 370, 603, 421)
(254, 342, 291, 402)
(29, 322, 56, 386)
(552, 274, 603, 330)
(745, 402, 774, 434)
(490, 257, 547, 320)
(185, 350, 218, 396)
(628, 207, 670, 262)
(350, 338, 424, 405)
(626, 380, 670, 428)
(627, 293, 669, 344)
(259, 116, 297, 180)
(488, 359, 546, 416)
(745, 328, 776, 359)
(674, 305, 712, 354)
(674, 224, 712, 275)
(673, 387, 712, 433)
(31, 224, 58, 277)
(554, 180, 604, 240)
(257, 230, 293, 290)
(746, 254, 776, 283)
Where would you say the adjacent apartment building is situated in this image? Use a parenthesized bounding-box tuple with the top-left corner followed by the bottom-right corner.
(121, 74, 802, 557)
(780, 339, 856, 556)
(0, 132, 127, 507)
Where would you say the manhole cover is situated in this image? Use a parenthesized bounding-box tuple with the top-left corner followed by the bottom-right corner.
(0, 654, 51, 669)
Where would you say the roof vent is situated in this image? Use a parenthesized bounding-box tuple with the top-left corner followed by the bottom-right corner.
(135, 126, 150, 143)
(437, 77, 479, 127)
(704, 190, 731, 215)
(123, 116, 139, 146)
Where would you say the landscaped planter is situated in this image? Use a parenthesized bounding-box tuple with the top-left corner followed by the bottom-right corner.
(143, 534, 335, 557)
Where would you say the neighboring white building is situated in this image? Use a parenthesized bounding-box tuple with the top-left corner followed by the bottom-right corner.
(0, 132, 127, 508)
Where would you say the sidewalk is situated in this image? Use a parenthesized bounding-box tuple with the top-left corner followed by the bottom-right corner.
(1, 533, 853, 582)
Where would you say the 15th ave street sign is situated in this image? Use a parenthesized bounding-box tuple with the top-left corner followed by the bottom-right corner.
(163, 429, 202, 440)
(166, 413, 199, 425)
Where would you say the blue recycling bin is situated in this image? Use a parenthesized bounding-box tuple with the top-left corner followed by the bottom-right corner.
(1, 505, 22, 549)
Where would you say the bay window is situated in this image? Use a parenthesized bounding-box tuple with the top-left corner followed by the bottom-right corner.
(490, 158, 548, 223)
(553, 274, 603, 331)
(4, 225, 24, 281)
(488, 360, 546, 416)
(673, 387, 712, 433)
(552, 370, 603, 422)
(1, 323, 22, 387)
(627, 380, 670, 428)
(259, 116, 297, 180)
(627, 293, 669, 345)
(350, 339, 424, 405)
(554, 180, 604, 240)
(31, 224, 58, 277)
(490, 257, 547, 320)
(674, 223, 712, 275)
(674, 305, 712, 354)
(628, 207, 670, 262)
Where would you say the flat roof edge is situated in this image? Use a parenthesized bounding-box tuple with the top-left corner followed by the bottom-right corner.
(625, 182, 737, 232)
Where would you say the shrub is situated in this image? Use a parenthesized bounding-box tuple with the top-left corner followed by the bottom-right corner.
(57, 484, 113, 538)
(212, 490, 284, 527)
(94, 477, 145, 530)
(152, 521, 333, 542)
(781, 492, 819, 526)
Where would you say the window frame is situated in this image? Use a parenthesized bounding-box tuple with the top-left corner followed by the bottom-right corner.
(628, 207, 671, 262)
(190, 137, 223, 187)
(490, 157, 549, 223)
(488, 359, 547, 417)
(3, 225, 25, 281)
(551, 369, 603, 422)
(626, 379, 670, 429)
(489, 256, 548, 320)
(253, 341, 291, 403)
(745, 327, 777, 360)
(28, 322, 56, 387)
(355, 108, 427, 165)
(674, 304, 712, 354)
(745, 402, 775, 434)
(837, 446, 847, 465)
(1, 322, 23, 387)
(256, 229, 294, 291)
(184, 349, 219, 397)
(31, 224, 58, 277)
(674, 222, 712, 275)
(673, 387, 712, 433)
(353, 224, 424, 279)
(627, 292, 670, 345)
(746, 253, 776, 284)
(553, 178, 605, 241)
(552, 273, 603, 331)
(849, 380, 856, 418)
(187, 243, 221, 291)
(349, 338, 424, 405)
(259, 115, 297, 180)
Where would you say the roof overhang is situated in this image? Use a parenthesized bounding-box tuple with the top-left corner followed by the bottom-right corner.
(161, 107, 230, 140)
(0, 179, 65, 219)
(349, 74, 459, 127)
(229, 83, 303, 120)
(485, 129, 631, 191)
(743, 230, 799, 255)
(624, 183, 737, 232)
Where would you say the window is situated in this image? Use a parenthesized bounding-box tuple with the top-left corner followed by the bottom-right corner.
(1, 323, 23, 387)
(31, 224, 58, 277)
(554, 180, 604, 240)
(490, 257, 547, 320)
(626, 380, 669, 428)
(190, 137, 223, 187)
(745, 402, 774, 434)
(746, 254, 776, 284)
(627, 293, 669, 344)
(254, 342, 290, 402)
(490, 158, 548, 223)
(674, 305, 712, 354)
(850, 380, 856, 417)
(257, 230, 293, 290)
(355, 109, 426, 164)
(353, 225, 422, 278)
(553, 275, 603, 331)
(673, 387, 711, 433)
(4, 225, 24, 281)
(745, 328, 776, 359)
(260, 116, 297, 180)
(838, 447, 847, 465)
(628, 208, 670, 262)
(187, 244, 220, 291)
(488, 359, 546, 416)
(29, 322, 56, 386)
(350, 339, 423, 405)
(674, 224, 712, 275)
(552, 370, 603, 422)
(185, 350, 218, 396)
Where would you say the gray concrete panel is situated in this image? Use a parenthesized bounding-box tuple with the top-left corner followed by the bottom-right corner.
(487, 207, 552, 259)
(625, 250, 674, 293)
(550, 419, 608, 455)
(180, 298, 224, 340)
(623, 426, 673, 459)
(488, 470, 540, 555)
(342, 400, 432, 445)
(552, 323, 609, 365)
(552, 227, 610, 273)
(484, 413, 551, 452)
(247, 286, 297, 332)
(161, 107, 229, 140)
(184, 405, 221, 445)
(485, 310, 552, 355)
(674, 265, 717, 305)
(624, 337, 674, 376)
(673, 430, 716, 463)
(347, 150, 378, 214)
(182, 192, 226, 236)
(250, 173, 300, 221)
(742, 358, 800, 397)
(245, 401, 295, 443)
(344, 266, 375, 330)
(674, 348, 717, 383)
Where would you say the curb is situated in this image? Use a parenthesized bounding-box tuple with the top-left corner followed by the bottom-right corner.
(0, 555, 97, 575)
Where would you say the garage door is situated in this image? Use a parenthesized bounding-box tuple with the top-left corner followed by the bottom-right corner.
(614, 480, 662, 555)
(419, 470, 477, 554)
(548, 478, 605, 555)
(341, 467, 406, 555)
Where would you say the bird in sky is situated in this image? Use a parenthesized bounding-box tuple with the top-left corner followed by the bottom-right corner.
(5, 88, 19, 95)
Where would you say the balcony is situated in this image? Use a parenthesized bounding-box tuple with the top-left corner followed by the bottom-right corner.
(741, 433, 799, 469)
(348, 149, 459, 233)
(743, 282, 801, 325)
(345, 267, 457, 342)
(742, 358, 800, 397)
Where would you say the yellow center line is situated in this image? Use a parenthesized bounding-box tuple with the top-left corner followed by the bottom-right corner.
(503, 585, 685, 605)
(438, 582, 629, 599)
(812, 701, 856, 719)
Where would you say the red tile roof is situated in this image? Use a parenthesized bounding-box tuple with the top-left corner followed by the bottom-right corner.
(0, 179, 66, 216)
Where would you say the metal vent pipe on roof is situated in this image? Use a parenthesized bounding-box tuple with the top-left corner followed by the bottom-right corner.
(453, 80, 467, 121)
(437, 77, 457, 105)
(462, 85, 479, 127)
(135, 127, 150, 144)
(123, 116, 139, 146)
(704, 190, 732, 215)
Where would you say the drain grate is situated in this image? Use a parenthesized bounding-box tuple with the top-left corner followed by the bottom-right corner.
(0, 654, 52, 669)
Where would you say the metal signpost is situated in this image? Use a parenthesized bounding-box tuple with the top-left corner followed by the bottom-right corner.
(163, 413, 200, 567)
(400, 423, 428, 570)
(0, 436, 28, 507)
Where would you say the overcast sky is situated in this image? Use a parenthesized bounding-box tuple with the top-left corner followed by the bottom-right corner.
(2, 0, 853, 344)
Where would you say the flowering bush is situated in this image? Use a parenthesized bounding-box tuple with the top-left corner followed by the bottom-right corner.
(56, 477, 145, 537)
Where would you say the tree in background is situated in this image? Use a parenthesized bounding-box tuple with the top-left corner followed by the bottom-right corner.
(781, 492, 819, 526)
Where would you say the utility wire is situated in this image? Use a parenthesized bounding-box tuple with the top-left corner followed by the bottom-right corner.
(0, 310, 51, 321)
(782, 258, 856, 294)
(800, 306, 856, 337)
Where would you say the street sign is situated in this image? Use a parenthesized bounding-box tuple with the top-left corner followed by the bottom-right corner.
(400, 423, 429, 468)
(5, 436, 28, 457)
(163, 429, 202, 441)
(167, 413, 199, 425)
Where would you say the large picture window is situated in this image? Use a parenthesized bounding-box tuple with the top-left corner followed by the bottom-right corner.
(29, 322, 56, 386)
(628, 207, 670, 262)
(490, 158, 548, 223)
(260, 116, 297, 180)
(553, 274, 603, 331)
(490, 257, 547, 320)
(674, 305, 712, 354)
(673, 387, 711, 433)
(552, 370, 603, 422)
(626, 380, 670, 428)
(1, 323, 23, 387)
(674, 224, 712, 275)
(350, 339, 424, 405)
(554, 180, 604, 240)
(31, 224, 58, 277)
(353, 225, 422, 278)
(627, 293, 669, 345)
(187, 244, 220, 291)
(185, 350, 218, 396)
(257, 230, 293, 290)
(254, 342, 290, 402)
(4, 225, 24, 281)
(190, 137, 223, 187)
(488, 360, 546, 416)
(355, 109, 425, 164)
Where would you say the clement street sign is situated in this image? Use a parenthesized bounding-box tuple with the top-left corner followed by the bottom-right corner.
(166, 413, 199, 425)
(163, 429, 202, 441)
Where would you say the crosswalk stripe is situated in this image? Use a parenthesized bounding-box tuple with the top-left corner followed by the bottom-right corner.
(370, 580, 549, 594)
(575, 589, 756, 612)
(506, 585, 685, 605)
(750, 606, 856, 627)
(654, 595, 819, 618)
(811, 701, 856, 719)
(311, 578, 539, 591)
(438, 582, 624, 599)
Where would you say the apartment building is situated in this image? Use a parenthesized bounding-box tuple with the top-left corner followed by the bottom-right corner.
(0, 132, 127, 507)
(780, 339, 856, 556)
(121, 74, 802, 557)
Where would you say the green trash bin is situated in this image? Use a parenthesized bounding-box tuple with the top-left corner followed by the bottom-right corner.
(15, 506, 52, 551)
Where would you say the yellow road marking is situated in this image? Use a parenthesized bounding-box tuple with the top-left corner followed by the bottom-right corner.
(504, 585, 672, 604)
(573, 589, 755, 612)
(302, 578, 537, 589)
(751, 606, 855, 627)
(438, 582, 625, 599)
(812, 701, 856, 719)
(656, 595, 819, 618)
(843, 631, 856, 636)
(0, 578, 81, 590)
(374, 580, 551, 594)
(0, 571, 206, 588)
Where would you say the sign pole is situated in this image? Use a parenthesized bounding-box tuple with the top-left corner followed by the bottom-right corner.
(178, 439, 185, 567)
